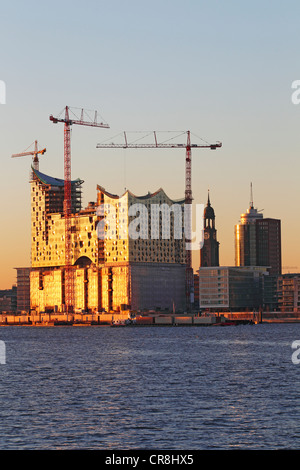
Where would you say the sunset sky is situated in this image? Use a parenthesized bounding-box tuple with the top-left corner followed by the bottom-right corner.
(1, 0, 300, 288)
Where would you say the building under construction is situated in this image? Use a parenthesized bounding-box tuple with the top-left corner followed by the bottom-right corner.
(30, 167, 186, 314)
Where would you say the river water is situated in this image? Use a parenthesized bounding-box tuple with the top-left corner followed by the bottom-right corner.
(0, 323, 300, 450)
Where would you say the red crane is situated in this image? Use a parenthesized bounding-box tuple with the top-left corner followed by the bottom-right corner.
(11, 140, 46, 172)
(50, 106, 109, 315)
(96, 130, 222, 311)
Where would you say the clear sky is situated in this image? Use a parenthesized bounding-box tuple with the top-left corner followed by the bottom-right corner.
(1, 0, 300, 288)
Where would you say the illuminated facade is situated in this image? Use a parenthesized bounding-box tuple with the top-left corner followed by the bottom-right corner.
(235, 200, 281, 275)
(235, 202, 263, 267)
(30, 168, 186, 313)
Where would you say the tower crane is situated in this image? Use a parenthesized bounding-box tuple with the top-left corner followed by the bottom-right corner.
(50, 106, 109, 315)
(96, 130, 222, 312)
(11, 140, 46, 172)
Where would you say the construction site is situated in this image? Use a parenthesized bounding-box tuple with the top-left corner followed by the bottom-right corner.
(3, 106, 223, 326)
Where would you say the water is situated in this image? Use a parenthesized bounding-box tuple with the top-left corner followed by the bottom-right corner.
(0, 323, 300, 449)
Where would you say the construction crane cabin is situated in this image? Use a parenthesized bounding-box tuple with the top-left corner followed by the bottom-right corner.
(96, 130, 222, 312)
(50, 106, 110, 315)
(11, 140, 46, 172)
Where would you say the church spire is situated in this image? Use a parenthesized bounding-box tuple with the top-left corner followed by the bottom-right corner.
(207, 189, 211, 206)
(201, 191, 219, 267)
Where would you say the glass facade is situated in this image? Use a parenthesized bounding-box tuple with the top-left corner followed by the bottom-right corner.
(199, 266, 267, 311)
(235, 204, 281, 276)
(30, 171, 186, 313)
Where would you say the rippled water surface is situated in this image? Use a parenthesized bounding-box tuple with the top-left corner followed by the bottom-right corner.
(1, 323, 300, 449)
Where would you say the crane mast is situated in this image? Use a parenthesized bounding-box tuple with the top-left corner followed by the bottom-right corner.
(97, 131, 222, 312)
(185, 131, 193, 311)
(50, 106, 109, 315)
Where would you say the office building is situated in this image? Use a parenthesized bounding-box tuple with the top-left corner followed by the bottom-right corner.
(0, 286, 17, 312)
(277, 274, 300, 313)
(256, 218, 281, 275)
(235, 189, 281, 275)
(15, 267, 31, 312)
(198, 266, 268, 311)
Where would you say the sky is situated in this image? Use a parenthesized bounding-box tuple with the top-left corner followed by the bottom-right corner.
(0, 0, 300, 288)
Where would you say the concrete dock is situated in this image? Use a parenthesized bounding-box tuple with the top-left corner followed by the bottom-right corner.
(1, 310, 299, 326)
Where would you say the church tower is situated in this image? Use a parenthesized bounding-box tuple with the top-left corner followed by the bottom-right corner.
(200, 191, 219, 267)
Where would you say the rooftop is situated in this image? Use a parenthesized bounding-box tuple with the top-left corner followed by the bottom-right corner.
(32, 167, 84, 187)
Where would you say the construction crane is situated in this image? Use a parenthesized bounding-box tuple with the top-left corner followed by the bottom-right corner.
(11, 140, 46, 172)
(50, 106, 109, 315)
(96, 130, 222, 312)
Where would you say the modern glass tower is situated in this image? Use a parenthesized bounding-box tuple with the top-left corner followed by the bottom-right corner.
(235, 184, 281, 275)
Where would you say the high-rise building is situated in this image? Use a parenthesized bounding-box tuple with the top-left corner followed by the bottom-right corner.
(15, 267, 31, 312)
(235, 190, 263, 267)
(256, 218, 281, 275)
(235, 186, 281, 275)
(30, 167, 187, 313)
(200, 191, 219, 267)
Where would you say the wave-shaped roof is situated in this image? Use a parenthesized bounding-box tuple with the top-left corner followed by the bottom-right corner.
(32, 167, 84, 187)
(97, 185, 185, 204)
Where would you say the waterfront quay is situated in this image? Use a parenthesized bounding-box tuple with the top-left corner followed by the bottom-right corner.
(1, 310, 298, 326)
(0, 311, 246, 327)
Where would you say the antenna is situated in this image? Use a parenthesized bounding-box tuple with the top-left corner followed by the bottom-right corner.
(250, 182, 254, 208)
